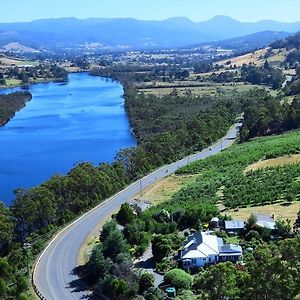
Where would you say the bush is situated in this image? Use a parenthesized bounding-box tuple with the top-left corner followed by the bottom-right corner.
(144, 287, 165, 300)
(175, 290, 197, 300)
(139, 272, 155, 294)
(164, 269, 193, 290)
(116, 203, 136, 226)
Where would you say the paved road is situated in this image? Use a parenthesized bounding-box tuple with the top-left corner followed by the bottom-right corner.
(33, 122, 242, 300)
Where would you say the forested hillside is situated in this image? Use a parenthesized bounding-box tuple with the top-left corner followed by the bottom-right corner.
(0, 92, 32, 126)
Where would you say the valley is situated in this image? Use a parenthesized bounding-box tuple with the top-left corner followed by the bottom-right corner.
(1, 10, 300, 300)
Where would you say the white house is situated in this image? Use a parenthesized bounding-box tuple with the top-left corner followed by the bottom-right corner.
(180, 231, 243, 269)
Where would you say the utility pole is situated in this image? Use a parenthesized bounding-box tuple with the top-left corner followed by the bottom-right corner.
(139, 176, 142, 200)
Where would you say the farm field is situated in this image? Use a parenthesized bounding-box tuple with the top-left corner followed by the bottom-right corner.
(143, 130, 300, 223)
(0, 56, 37, 67)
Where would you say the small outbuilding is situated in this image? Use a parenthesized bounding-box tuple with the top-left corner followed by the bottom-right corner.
(254, 213, 276, 230)
(224, 220, 245, 234)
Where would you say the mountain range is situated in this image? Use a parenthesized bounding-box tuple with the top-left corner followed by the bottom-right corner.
(0, 15, 299, 51)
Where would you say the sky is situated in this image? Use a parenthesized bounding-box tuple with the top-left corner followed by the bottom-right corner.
(0, 0, 300, 23)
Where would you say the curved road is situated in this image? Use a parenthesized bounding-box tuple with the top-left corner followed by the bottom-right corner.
(34, 122, 242, 300)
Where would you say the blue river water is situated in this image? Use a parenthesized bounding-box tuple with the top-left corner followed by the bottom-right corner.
(0, 73, 136, 205)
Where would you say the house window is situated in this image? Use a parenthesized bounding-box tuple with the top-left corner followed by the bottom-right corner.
(191, 259, 196, 264)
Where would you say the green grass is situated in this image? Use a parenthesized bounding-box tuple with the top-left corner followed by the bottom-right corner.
(3, 78, 22, 87)
(14, 60, 38, 66)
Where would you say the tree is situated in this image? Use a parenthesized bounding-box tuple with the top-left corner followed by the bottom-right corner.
(275, 219, 291, 238)
(144, 287, 165, 300)
(139, 272, 155, 294)
(242, 243, 300, 300)
(0, 73, 5, 86)
(101, 275, 131, 300)
(86, 244, 111, 285)
(164, 269, 193, 290)
(151, 235, 172, 262)
(101, 224, 129, 261)
(194, 262, 241, 300)
(0, 203, 13, 256)
(264, 60, 271, 70)
(175, 290, 197, 300)
(100, 220, 118, 241)
(246, 214, 257, 231)
(116, 203, 136, 226)
(245, 230, 261, 242)
(295, 209, 300, 229)
(0, 278, 8, 299)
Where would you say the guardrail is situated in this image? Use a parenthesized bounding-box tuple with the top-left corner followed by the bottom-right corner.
(32, 271, 46, 300)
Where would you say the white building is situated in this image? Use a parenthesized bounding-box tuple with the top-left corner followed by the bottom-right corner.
(180, 231, 242, 269)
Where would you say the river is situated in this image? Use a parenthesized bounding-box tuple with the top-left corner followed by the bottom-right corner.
(0, 73, 136, 205)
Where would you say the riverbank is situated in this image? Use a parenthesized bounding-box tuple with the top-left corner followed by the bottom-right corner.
(0, 76, 68, 90)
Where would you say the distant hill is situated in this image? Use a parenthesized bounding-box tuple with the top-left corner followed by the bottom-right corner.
(198, 16, 300, 40)
(0, 16, 300, 51)
(192, 31, 292, 52)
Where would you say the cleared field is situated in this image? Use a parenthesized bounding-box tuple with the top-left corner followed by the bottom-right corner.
(136, 80, 207, 89)
(216, 48, 287, 69)
(139, 83, 270, 97)
(0, 57, 37, 67)
(245, 154, 300, 172)
(225, 202, 300, 224)
(132, 174, 198, 205)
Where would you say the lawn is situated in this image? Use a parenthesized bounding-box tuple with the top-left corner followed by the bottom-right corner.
(132, 174, 199, 205)
(226, 201, 300, 225)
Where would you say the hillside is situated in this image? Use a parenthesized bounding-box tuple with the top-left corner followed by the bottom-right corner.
(0, 16, 300, 51)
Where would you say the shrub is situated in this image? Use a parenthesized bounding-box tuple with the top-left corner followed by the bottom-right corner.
(164, 269, 193, 290)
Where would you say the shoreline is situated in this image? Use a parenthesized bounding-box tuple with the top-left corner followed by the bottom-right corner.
(0, 77, 68, 90)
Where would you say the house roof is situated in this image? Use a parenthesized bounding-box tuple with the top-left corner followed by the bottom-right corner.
(182, 231, 224, 259)
(256, 221, 276, 230)
(225, 220, 245, 230)
(182, 250, 206, 259)
(254, 213, 276, 230)
(220, 244, 243, 254)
